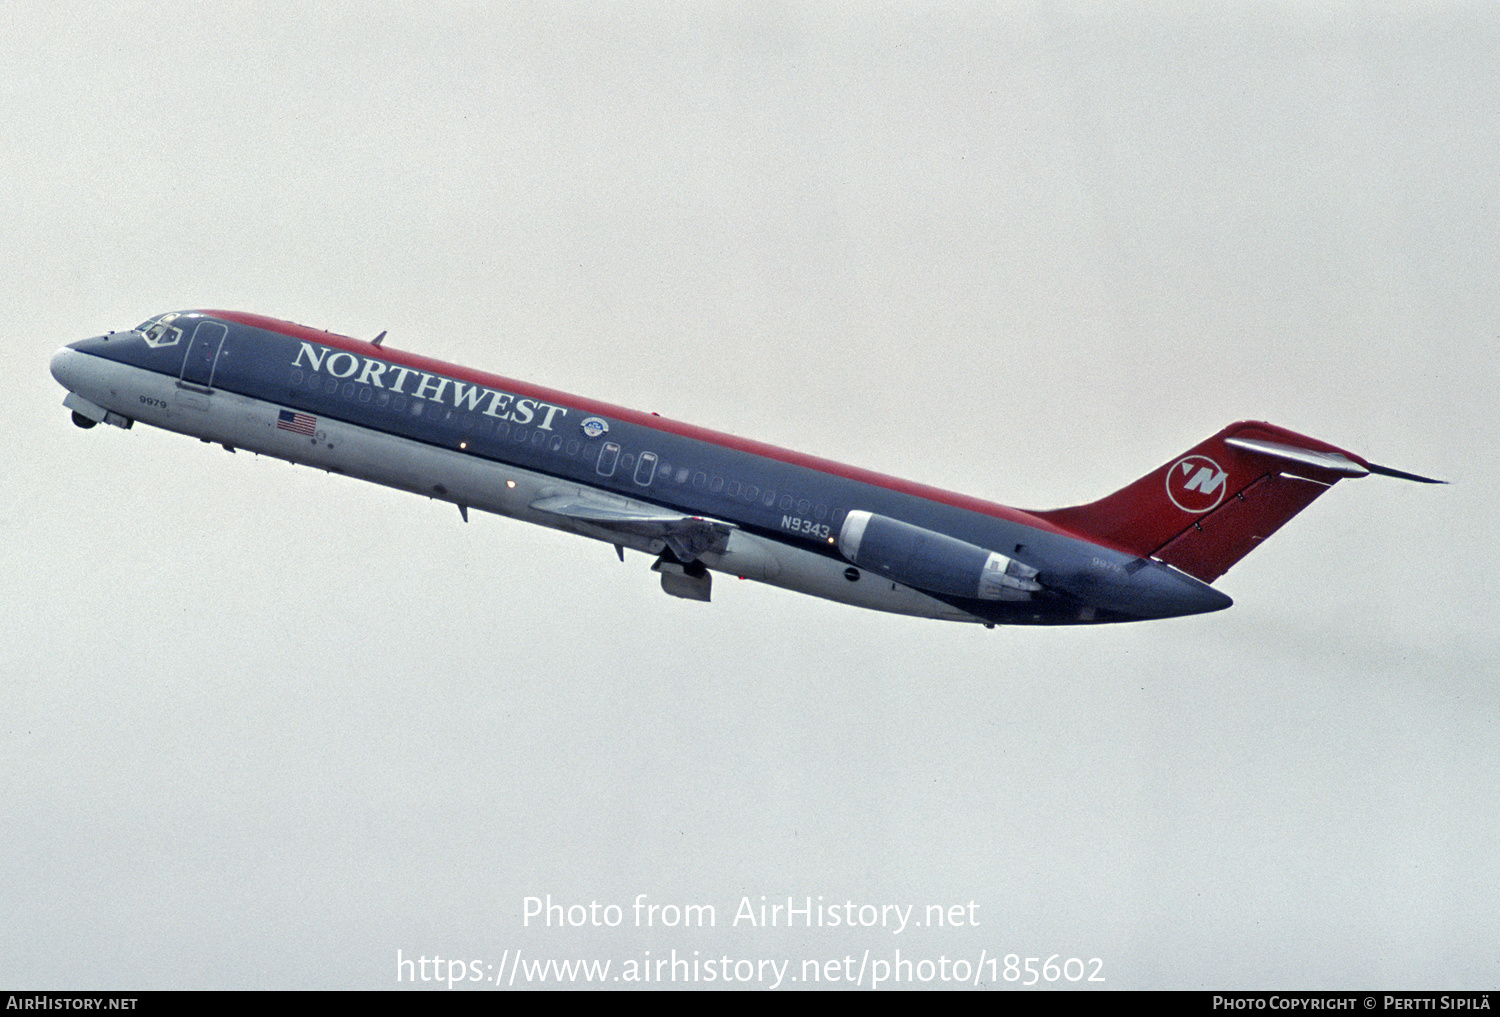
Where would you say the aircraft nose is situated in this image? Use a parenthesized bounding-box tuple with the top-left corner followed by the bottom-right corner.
(50, 346, 78, 389)
(51, 338, 110, 390)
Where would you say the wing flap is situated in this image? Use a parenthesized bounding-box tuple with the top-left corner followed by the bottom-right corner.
(530, 495, 734, 561)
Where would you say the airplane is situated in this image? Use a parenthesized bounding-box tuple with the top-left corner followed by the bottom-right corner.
(49, 310, 1442, 627)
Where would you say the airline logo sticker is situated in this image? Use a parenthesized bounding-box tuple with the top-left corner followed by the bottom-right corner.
(1166, 456, 1229, 513)
(580, 416, 609, 439)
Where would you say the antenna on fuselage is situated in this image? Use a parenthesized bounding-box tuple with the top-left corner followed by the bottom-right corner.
(372, 330, 387, 347)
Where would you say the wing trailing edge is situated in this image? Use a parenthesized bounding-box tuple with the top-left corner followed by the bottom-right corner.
(529, 495, 735, 562)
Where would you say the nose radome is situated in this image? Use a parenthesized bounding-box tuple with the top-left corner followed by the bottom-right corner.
(50, 346, 77, 388)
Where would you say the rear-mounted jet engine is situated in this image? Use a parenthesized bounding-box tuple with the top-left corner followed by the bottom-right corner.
(837, 510, 1042, 602)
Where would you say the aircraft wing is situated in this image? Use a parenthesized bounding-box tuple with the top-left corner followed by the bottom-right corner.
(529, 495, 735, 561)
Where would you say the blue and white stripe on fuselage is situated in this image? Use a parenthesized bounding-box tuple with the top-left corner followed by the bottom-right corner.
(47, 335, 987, 622)
(51, 310, 1245, 625)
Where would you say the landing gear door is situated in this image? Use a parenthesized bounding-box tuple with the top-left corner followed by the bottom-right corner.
(180, 321, 228, 389)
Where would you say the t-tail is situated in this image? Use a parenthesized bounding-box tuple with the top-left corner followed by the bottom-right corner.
(1032, 421, 1443, 583)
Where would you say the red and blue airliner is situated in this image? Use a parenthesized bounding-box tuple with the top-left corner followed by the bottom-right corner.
(50, 311, 1442, 626)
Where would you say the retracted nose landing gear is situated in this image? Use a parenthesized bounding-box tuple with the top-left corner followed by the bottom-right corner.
(62, 393, 131, 430)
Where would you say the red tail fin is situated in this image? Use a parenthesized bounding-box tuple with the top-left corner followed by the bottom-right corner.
(1032, 422, 1375, 583)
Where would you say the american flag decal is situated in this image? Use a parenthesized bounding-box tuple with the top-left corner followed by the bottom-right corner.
(277, 410, 317, 436)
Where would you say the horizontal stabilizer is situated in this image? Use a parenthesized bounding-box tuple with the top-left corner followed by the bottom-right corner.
(1222, 436, 1370, 477)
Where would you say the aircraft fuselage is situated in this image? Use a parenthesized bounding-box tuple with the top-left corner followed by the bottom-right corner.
(55, 310, 1430, 626)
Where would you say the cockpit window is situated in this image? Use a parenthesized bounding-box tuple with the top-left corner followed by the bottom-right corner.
(137, 312, 185, 348)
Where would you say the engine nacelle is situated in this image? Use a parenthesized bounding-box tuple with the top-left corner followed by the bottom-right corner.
(838, 510, 1041, 602)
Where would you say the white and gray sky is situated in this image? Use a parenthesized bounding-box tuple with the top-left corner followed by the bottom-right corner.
(3, 1, 1496, 990)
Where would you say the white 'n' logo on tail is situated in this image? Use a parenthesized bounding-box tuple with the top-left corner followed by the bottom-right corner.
(1183, 465, 1227, 493)
(1166, 456, 1230, 513)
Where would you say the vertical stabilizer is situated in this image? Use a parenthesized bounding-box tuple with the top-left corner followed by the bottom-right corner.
(1031, 422, 1377, 582)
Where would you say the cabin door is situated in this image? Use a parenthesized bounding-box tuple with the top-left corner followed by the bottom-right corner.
(180, 321, 228, 389)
